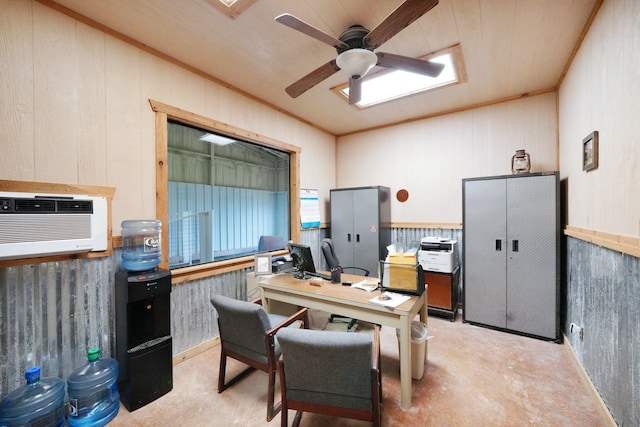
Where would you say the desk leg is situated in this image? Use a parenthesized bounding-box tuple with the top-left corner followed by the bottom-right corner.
(398, 318, 412, 409)
(259, 288, 270, 312)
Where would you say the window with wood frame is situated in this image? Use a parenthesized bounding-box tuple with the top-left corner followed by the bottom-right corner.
(150, 100, 300, 280)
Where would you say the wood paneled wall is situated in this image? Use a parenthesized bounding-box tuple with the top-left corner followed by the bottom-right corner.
(559, 0, 640, 239)
(336, 93, 558, 224)
(0, 0, 336, 230)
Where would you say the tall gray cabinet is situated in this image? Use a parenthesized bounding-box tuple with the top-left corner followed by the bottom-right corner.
(462, 172, 560, 341)
(330, 186, 391, 277)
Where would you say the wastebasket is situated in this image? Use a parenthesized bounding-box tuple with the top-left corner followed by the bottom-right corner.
(396, 321, 429, 380)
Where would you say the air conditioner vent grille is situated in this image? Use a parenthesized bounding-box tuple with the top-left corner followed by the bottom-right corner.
(57, 200, 93, 213)
(0, 216, 92, 244)
(14, 199, 56, 212)
(1, 198, 94, 214)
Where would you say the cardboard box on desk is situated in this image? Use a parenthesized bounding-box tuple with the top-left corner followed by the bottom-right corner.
(380, 253, 424, 295)
(388, 252, 416, 265)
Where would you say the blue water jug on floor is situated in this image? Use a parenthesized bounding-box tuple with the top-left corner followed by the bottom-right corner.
(0, 366, 65, 427)
(67, 348, 120, 427)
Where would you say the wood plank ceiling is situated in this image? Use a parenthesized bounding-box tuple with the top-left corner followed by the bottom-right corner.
(46, 0, 599, 136)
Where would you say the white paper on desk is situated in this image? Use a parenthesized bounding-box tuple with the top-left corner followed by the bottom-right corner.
(369, 292, 410, 308)
(351, 279, 379, 292)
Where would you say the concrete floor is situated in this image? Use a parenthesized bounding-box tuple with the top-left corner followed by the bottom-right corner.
(110, 314, 613, 426)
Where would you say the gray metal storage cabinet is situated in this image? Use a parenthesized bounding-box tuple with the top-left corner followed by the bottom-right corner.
(462, 172, 560, 341)
(330, 186, 391, 278)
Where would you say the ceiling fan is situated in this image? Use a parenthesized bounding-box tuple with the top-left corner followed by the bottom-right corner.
(275, 0, 444, 105)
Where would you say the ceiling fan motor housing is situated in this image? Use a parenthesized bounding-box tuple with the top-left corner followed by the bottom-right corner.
(336, 25, 371, 54)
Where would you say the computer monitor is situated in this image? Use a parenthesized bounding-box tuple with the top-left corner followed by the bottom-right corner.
(287, 242, 316, 274)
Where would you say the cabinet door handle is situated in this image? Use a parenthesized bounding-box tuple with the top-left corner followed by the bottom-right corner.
(512, 240, 519, 252)
(495, 239, 502, 251)
(347, 233, 351, 242)
(356, 234, 360, 243)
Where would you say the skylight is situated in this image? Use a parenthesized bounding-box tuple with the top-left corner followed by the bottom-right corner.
(335, 45, 465, 108)
(205, 0, 257, 19)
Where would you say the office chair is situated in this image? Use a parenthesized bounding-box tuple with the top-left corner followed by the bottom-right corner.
(277, 326, 382, 427)
(321, 238, 370, 277)
(258, 235, 286, 252)
(209, 295, 309, 422)
(321, 238, 369, 330)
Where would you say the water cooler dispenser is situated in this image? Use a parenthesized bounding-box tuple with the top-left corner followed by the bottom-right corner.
(115, 268, 173, 411)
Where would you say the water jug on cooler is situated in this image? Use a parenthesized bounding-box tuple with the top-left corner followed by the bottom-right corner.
(67, 348, 120, 427)
(0, 366, 65, 427)
(121, 219, 161, 271)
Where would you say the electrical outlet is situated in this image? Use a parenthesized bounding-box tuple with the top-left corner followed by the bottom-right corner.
(570, 322, 584, 341)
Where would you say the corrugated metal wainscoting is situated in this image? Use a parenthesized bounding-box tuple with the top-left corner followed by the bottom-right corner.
(171, 268, 249, 355)
(0, 228, 328, 397)
(1, 257, 116, 397)
(565, 236, 640, 426)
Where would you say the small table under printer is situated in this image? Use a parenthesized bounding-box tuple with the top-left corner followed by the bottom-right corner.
(418, 237, 460, 321)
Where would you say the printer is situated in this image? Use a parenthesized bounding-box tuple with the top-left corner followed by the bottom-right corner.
(417, 237, 458, 273)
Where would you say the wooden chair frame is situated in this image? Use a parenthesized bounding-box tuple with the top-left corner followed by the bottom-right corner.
(215, 299, 309, 422)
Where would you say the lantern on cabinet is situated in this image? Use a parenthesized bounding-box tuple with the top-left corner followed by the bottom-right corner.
(511, 149, 531, 174)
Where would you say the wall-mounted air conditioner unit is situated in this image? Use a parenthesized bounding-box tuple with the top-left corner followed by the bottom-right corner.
(0, 191, 108, 260)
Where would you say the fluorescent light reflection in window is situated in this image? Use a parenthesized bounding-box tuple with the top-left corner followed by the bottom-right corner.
(199, 133, 235, 145)
(342, 53, 456, 108)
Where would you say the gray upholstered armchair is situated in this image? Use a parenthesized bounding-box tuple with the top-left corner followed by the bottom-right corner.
(276, 326, 382, 427)
(209, 295, 309, 422)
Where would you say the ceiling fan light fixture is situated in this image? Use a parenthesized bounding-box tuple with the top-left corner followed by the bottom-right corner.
(336, 49, 377, 79)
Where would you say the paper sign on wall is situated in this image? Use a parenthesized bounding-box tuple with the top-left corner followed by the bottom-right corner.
(300, 189, 320, 228)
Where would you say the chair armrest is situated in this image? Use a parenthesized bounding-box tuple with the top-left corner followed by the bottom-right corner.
(266, 307, 309, 337)
(371, 325, 381, 371)
(371, 325, 382, 425)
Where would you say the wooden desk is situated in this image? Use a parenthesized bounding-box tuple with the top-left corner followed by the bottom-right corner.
(259, 273, 427, 410)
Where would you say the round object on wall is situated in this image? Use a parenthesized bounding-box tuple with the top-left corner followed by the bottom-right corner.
(396, 189, 409, 203)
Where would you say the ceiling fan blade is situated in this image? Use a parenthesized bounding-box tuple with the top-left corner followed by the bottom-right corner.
(285, 60, 340, 98)
(348, 77, 362, 105)
(275, 13, 348, 49)
(364, 0, 439, 49)
(376, 52, 444, 77)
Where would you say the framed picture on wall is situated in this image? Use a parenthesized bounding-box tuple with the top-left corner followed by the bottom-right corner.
(254, 254, 272, 275)
(582, 131, 599, 171)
